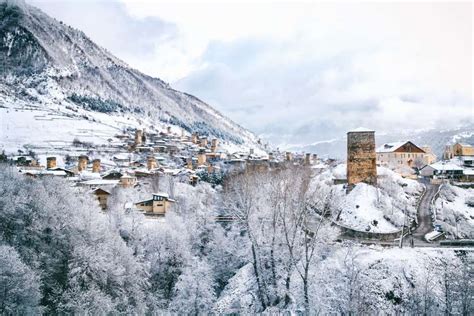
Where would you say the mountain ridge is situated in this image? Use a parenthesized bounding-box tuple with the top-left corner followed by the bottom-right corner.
(0, 0, 261, 149)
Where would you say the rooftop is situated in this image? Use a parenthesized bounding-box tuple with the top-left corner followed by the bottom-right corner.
(428, 162, 464, 171)
(153, 192, 169, 198)
(376, 141, 407, 153)
(348, 127, 374, 133)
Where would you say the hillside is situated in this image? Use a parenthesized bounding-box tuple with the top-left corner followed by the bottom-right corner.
(0, 0, 261, 153)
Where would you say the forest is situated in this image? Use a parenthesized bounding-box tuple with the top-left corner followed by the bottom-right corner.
(0, 165, 472, 314)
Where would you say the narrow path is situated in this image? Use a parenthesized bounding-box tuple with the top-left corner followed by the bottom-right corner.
(412, 182, 440, 240)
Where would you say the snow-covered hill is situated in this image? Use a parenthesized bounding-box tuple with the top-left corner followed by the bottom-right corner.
(0, 0, 261, 153)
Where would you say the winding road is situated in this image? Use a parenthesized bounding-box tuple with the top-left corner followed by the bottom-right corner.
(412, 182, 440, 240)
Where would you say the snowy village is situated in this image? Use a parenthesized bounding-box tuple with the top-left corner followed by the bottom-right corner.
(0, 0, 472, 315)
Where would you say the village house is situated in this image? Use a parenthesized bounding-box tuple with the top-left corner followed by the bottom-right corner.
(376, 141, 432, 175)
(453, 143, 474, 156)
(120, 174, 137, 188)
(91, 188, 110, 210)
(134, 192, 175, 216)
(419, 162, 464, 179)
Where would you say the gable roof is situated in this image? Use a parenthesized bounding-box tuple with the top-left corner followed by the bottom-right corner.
(90, 188, 111, 195)
(376, 141, 425, 153)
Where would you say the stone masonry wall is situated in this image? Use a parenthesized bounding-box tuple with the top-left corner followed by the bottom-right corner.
(347, 131, 377, 186)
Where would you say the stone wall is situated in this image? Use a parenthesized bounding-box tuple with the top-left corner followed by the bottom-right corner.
(347, 131, 377, 186)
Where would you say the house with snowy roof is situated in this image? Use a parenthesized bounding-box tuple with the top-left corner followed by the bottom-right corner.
(419, 162, 464, 179)
(134, 192, 175, 216)
(453, 143, 474, 157)
(376, 141, 434, 175)
(90, 188, 111, 210)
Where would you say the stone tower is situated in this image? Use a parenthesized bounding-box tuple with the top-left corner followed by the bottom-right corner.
(46, 157, 57, 169)
(135, 129, 143, 146)
(347, 128, 377, 186)
(78, 155, 88, 172)
(147, 156, 157, 170)
(92, 159, 101, 173)
(211, 139, 218, 152)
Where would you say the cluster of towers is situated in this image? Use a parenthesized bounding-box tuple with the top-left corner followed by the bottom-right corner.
(46, 155, 102, 173)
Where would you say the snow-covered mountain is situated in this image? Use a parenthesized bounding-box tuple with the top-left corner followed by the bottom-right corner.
(0, 0, 261, 152)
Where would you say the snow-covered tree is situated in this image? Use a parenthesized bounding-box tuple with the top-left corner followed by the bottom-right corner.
(0, 245, 42, 314)
(169, 258, 216, 314)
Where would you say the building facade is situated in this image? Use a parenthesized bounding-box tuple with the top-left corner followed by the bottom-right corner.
(134, 193, 175, 215)
(376, 141, 433, 175)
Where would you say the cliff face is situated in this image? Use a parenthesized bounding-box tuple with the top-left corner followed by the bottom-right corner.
(0, 0, 259, 146)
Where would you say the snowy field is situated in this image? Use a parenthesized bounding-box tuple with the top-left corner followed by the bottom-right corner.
(0, 95, 263, 157)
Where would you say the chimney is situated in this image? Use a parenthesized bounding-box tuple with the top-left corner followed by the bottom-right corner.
(147, 156, 157, 170)
(250, 148, 254, 155)
(286, 152, 292, 161)
(167, 126, 172, 134)
(135, 129, 143, 146)
(211, 138, 218, 152)
(312, 153, 318, 161)
(92, 159, 101, 173)
(268, 152, 274, 161)
(78, 155, 88, 172)
(46, 157, 57, 169)
(304, 153, 311, 165)
(200, 137, 208, 147)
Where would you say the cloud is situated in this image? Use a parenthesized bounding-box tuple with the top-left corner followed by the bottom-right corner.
(29, 0, 473, 147)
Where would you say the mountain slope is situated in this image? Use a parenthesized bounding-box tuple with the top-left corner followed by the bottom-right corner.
(0, 0, 260, 150)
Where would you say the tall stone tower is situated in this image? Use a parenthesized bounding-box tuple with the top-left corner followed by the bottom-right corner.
(92, 159, 101, 173)
(347, 128, 377, 186)
(46, 157, 57, 169)
(78, 155, 89, 172)
(135, 129, 143, 146)
(147, 156, 157, 170)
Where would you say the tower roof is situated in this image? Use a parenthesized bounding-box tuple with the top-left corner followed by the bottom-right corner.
(348, 127, 374, 133)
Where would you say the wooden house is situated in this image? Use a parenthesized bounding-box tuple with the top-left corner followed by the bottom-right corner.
(134, 193, 175, 216)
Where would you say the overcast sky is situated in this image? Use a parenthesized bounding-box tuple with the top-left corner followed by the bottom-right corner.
(30, 0, 473, 146)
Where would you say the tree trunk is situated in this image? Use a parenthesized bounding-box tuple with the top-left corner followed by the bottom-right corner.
(251, 244, 267, 310)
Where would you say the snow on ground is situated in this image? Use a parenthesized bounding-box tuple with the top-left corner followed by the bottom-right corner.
(317, 164, 423, 233)
(335, 183, 401, 233)
(214, 263, 256, 314)
(216, 243, 471, 314)
(433, 184, 474, 238)
(0, 93, 262, 157)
